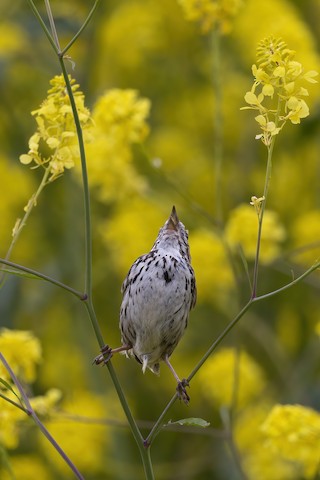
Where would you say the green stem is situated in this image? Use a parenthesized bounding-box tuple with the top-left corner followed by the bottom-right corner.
(251, 135, 276, 298)
(146, 301, 253, 447)
(251, 97, 282, 298)
(254, 260, 320, 302)
(146, 258, 320, 448)
(0, 258, 86, 299)
(26, 0, 58, 54)
(0, 167, 51, 286)
(25, 4, 153, 478)
(188, 300, 253, 383)
(58, 59, 92, 297)
(0, 391, 27, 413)
(220, 407, 248, 480)
(83, 301, 154, 479)
(44, 0, 61, 51)
(0, 353, 85, 480)
(107, 358, 155, 478)
(61, 0, 101, 56)
(141, 446, 155, 480)
(58, 56, 153, 478)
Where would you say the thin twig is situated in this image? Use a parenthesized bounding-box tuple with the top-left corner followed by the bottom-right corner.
(61, 0, 101, 56)
(0, 353, 85, 480)
(27, 0, 58, 54)
(0, 258, 86, 300)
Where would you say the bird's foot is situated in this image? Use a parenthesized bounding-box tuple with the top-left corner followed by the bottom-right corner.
(93, 344, 113, 365)
(176, 378, 190, 405)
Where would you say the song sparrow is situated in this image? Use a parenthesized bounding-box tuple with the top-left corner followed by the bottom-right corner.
(94, 206, 197, 404)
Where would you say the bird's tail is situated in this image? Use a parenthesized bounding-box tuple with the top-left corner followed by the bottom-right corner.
(141, 355, 160, 375)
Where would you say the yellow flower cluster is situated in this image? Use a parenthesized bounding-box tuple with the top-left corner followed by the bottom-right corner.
(262, 404, 320, 478)
(234, 401, 297, 480)
(0, 329, 63, 451)
(0, 328, 42, 382)
(0, 455, 53, 480)
(177, 0, 244, 34)
(0, 388, 62, 450)
(242, 37, 318, 145)
(291, 210, 320, 265)
(39, 390, 116, 476)
(225, 203, 286, 263)
(30, 388, 62, 416)
(86, 89, 150, 203)
(0, 390, 25, 448)
(0, 22, 28, 58)
(197, 347, 266, 408)
(20, 75, 92, 181)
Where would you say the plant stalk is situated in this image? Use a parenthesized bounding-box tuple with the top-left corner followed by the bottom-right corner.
(0, 353, 85, 480)
(0, 167, 51, 286)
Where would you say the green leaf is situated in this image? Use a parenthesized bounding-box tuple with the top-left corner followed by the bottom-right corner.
(0, 378, 25, 410)
(166, 417, 210, 428)
(0, 378, 15, 392)
(0, 268, 39, 280)
(0, 378, 22, 404)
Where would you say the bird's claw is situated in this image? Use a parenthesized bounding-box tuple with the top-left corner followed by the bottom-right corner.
(93, 344, 113, 365)
(176, 378, 190, 405)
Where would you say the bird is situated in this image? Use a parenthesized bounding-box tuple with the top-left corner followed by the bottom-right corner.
(94, 206, 197, 404)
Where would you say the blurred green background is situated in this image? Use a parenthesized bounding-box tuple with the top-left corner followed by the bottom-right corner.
(0, 0, 320, 478)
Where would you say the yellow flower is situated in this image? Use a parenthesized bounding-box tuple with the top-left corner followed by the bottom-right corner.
(250, 195, 265, 217)
(0, 455, 53, 480)
(0, 328, 42, 383)
(39, 391, 119, 477)
(20, 75, 92, 182)
(93, 89, 150, 143)
(177, 0, 244, 34)
(0, 390, 25, 448)
(234, 401, 297, 480)
(30, 388, 62, 416)
(242, 36, 318, 145)
(262, 404, 320, 478)
(85, 89, 150, 203)
(0, 23, 28, 58)
(197, 347, 266, 408)
(291, 210, 320, 265)
(225, 203, 286, 263)
(189, 229, 234, 308)
(285, 97, 309, 124)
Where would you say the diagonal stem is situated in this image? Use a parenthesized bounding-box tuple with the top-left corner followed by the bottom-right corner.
(0, 353, 85, 480)
(0, 258, 86, 299)
(44, 0, 61, 51)
(27, 0, 58, 54)
(146, 258, 320, 447)
(61, 0, 101, 55)
(251, 99, 281, 298)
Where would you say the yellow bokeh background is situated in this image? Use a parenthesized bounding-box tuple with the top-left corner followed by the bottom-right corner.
(0, 0, 319, 479)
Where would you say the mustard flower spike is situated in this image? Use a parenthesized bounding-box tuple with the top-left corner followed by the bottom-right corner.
(262, 404, 320, 478)
(242, 36, 318, 145)
(0, 328, 42, 383)
(20, 74, 92, 182)
(177, 0, 244, 35)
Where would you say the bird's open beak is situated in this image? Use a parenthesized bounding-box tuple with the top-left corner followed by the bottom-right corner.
(166, 205, 179, 230)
